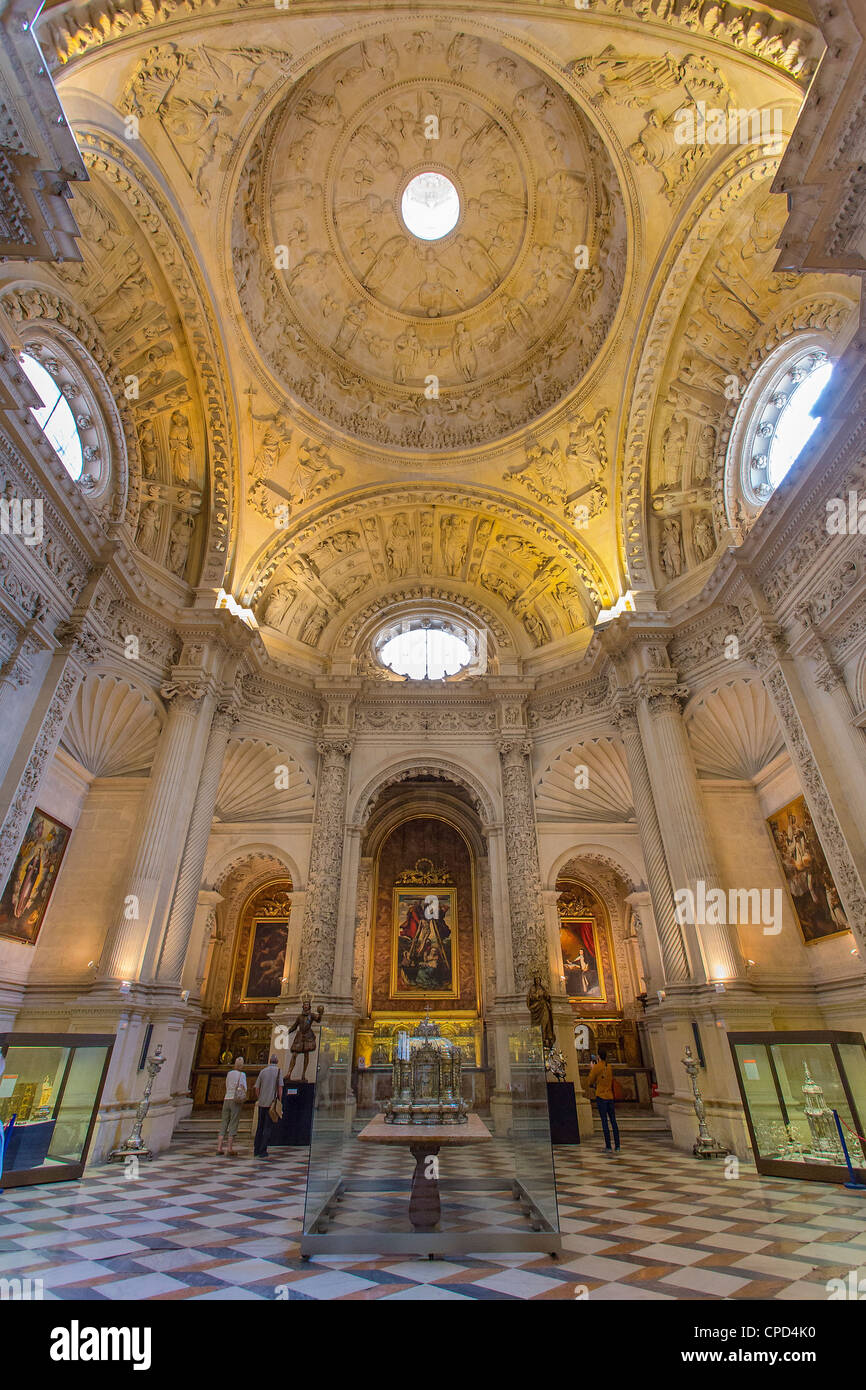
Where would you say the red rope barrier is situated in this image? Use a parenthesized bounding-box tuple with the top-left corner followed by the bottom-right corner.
(837, 1113, 866, 1145)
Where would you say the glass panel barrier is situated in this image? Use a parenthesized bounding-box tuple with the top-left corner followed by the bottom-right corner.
(301, 1018, 561, 1257)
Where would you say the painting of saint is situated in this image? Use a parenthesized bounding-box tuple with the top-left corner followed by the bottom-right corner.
(560, 917, 602, 999)
(767, 794, 850, 944)
(0, 808, 71, 946)
(244, 919, 289, 999)
(391, 886, 457, 997)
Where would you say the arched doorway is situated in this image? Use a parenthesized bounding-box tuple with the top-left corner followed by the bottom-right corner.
(351, 775, 491, 1114)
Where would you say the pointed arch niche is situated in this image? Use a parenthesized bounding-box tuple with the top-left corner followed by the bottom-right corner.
(352, 774, 491, 1110)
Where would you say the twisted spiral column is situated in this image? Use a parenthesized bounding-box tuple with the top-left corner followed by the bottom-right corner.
(498, 738, 548, 991)
(297, 739, 353, 996)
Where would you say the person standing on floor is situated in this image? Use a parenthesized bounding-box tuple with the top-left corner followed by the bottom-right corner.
(587, 1047, 620, 1153)
(217, 1055, 247, 1156)
(253, 1052, 283, 1158)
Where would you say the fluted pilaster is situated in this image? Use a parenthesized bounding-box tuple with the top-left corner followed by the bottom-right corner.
(99, 680, 210, 982)
(156, 702, 239, 982)
(642, 682, 741, 982)
(614, 700, 690, 982)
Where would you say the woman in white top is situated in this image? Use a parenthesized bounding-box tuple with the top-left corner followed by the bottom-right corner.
(217, 1055, 247, 1156)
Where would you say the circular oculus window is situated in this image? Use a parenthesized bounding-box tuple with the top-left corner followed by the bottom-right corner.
(400, 171, 460, 241)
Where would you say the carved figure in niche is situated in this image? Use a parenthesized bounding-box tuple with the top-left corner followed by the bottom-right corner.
(629, 109, 699, 203)
(168, 509, 194, 578)
(393, 326, 421, 383)
(659, 517, 683, 580)
(481, 571, 519, 605)
(136, 501, 160, 558)
(457, 235, 500, 291)
(566, 408, 609, 484)
(168, 410, 194, 484)
(694, 424, 716, 482)
(452, 322, 477, 382)
(262, 583, 297, 631)
(289, 438, 343, 510)
(408, 247, 459, 318)
(705, 280, 757, 341)
(138, 419, 159, 478)
(300, 606, 329, 646)
(743, 194, 786, 261)
(693, 513, 715, 564)
(363, 235, 406, 294)
(526, 975, 556, 1050)
(386, 514, 413, 576)
(334, 301, 367, 354)
(509, 438, 568, 506)
(285, 997, 325, 1081)
(523, 610, 548, 646)
(250, 410, 292, 482)
(440, 513, 470, 576)
(661, 415, 688, 489)
(333, 573, 369, 605)
(554, 582, 587, 628)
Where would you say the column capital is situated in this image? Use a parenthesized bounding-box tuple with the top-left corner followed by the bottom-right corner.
(316, 737, 353, 762)
(55, 615, 104, 667)
(640, 679, 690, 716)
(497, 736, 532, 763)
(211, 700, 242, 733)
(611, 694, 639, 734)
(160, 679, 210, 712)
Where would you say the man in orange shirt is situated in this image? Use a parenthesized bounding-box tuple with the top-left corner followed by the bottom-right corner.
(587, 1048, 620, 1153)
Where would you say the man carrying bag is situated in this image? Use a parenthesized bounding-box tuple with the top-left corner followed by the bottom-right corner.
(253, 1053, 283, 1158)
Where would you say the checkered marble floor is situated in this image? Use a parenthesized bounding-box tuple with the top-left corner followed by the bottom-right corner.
(2, 1129, 865, 1300)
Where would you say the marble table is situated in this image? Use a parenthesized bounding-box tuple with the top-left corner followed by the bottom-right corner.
(358, 1112, 492, 1231)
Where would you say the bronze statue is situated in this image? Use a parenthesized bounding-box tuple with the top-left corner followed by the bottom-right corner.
(286, 995, 325, 1081)
(526, 974, 556, 1050)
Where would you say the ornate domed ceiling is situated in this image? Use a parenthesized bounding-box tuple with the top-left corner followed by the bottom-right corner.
(231, 29, 627, 453)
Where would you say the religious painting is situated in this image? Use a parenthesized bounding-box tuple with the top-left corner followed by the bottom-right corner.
(243, 918, 289, 1000)
(560, 913, 604, 1000)
(766, 794, 850, 945)
(0, 808, 71, 946)
(391, 880, 458, 999)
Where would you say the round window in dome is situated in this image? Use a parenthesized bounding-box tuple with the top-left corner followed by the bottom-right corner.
(19, 351, 84, 480)
(767, 357, 834, 489)
(400, 172, 460, 241)
(380, 626, 472, 680)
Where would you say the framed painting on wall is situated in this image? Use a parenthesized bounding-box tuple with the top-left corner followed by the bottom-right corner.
(390, 886, 458, 999)
(766, 794, 850, 945)
(0, 808, 71, 947)
(243, 918, 289, 1000)
(559, 913, 604, 1001)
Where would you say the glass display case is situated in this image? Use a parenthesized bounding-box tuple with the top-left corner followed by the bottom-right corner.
(0, 1033, 114, 1188)
(728, 1030, 866, 1183)
(301, 1018, 561, 1257)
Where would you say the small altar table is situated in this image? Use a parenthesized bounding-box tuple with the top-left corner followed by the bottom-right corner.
(358, 1112, 492, 1231)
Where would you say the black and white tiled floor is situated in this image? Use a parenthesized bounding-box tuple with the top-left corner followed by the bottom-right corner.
(2, 1131, 866, 1299)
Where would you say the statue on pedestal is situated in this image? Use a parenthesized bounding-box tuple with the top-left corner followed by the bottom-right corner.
(286, 996, 325, 1081)
(526, 975, 556, 1050)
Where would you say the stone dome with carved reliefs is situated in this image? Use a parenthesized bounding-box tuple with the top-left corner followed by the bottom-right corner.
(231, 27, 628, 453)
